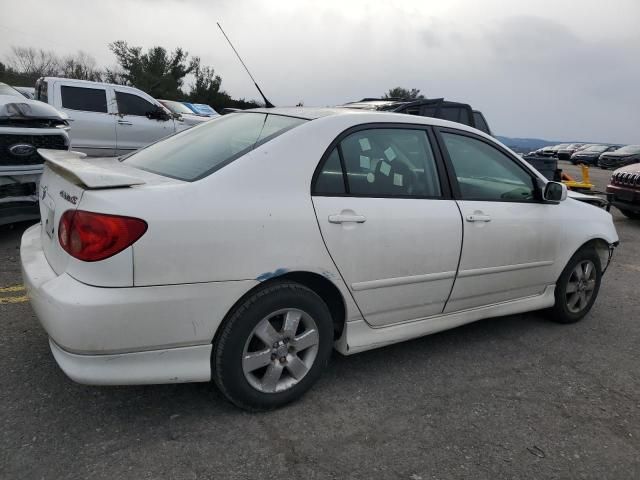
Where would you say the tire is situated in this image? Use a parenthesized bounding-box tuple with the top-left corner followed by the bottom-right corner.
(549, 247, 602, 324)
(620, 209, 640, 220)
(213, 281, 334, 411)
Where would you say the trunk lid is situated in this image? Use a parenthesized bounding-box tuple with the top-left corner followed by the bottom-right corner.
(37, 149, 149, 275)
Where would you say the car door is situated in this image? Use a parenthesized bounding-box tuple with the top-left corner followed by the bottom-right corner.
(57, 84, 116, 156)
(436, 128, 565, 313)
(113, 89, 175, 154)
(312, 126, 463, 327)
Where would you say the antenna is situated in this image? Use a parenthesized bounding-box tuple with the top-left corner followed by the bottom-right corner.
(217, 22, 274, 108)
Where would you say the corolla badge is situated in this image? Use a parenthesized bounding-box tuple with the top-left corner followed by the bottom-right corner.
(8, 143, 36, 157)
(59, 190, 78, 205)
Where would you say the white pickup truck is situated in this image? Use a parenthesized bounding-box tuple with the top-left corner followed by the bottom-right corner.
(35, 77, 192, 156)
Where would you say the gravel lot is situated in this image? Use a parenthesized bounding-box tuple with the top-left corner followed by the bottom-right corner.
(1, 162, 638, 480)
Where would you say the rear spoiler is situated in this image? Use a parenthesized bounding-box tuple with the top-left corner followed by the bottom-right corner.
(38, 149, 146, 189)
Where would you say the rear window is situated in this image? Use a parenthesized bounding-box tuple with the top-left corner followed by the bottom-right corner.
(124, 112, 307, 181)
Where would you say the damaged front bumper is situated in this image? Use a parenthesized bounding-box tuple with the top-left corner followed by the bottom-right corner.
(0, 165, 42, 226)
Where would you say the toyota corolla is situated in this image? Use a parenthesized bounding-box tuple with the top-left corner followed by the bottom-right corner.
(21, 108, 618, 410)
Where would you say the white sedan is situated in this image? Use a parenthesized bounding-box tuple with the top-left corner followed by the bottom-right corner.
(21, 108, 618, 410)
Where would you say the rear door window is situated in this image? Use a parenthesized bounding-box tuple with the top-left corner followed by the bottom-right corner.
(60, 86, 108, 113)
(314, 128, 442, 198)
(124, 112, 306, 181)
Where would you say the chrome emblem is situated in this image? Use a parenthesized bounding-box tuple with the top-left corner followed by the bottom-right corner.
(8, 143, 36, 157)
(41, 185, 48, 200)
(59, 190, 78, 205)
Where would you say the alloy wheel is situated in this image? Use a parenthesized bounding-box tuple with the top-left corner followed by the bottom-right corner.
(565, 260, 597, 314)
(242, 308, 319, 393)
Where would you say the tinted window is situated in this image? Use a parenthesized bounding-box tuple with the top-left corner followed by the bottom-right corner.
(116, 91, 156, 116)
(473, 112, 490, 134)
(125, 112, 306, 181)
(440, 107, 470, 126)
(35, 79, 48, 103)
(328, 129, 441, 197)
(442, 132, 536, 202)
(61, 86, 108, 113)
(315, 149, 345, 194)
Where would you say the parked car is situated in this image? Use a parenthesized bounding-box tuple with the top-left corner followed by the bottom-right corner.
(21, 108, 618, 410)
(606, 164, 640, 219)
(1, 83, 69, 225)
(192, 103, 220, 117)
(35, 77, 190, 156)
(557, 143, 585, 160)
(339, 97, 493, 135)
(158, 99, 210, 127)
(539, 144, 570, 157)
(571, 144, 620, 165)
(598, 145, 640, 169)
(13, 86, 36, 99)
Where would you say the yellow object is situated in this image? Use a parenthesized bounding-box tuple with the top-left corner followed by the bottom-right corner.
(562, 164, 593, 191)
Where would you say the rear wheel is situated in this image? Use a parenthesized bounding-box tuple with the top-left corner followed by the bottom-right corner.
(213, 281, 333, 411)
(549, 248, 602, 324)
(620, 209, 640, 220)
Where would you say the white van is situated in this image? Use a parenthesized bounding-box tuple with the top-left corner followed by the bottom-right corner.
(35, 77, 190, 156)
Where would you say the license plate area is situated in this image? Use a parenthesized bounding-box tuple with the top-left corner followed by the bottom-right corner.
(43, 195, 56, 239)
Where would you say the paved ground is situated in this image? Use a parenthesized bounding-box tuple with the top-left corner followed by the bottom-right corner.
(1, 162, 639, 480)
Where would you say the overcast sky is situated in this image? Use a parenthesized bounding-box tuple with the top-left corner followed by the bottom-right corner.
(1, 0, 639, 143)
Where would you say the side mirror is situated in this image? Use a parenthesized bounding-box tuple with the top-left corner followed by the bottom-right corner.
(147, 106, 171, 121)
(543, 181, 567, 203)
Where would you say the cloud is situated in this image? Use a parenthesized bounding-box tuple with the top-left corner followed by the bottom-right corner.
(1, 1, 638, 143)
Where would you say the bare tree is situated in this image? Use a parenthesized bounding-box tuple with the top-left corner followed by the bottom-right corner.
(6, 46, 60, 80)
(60, 51, 102, 81)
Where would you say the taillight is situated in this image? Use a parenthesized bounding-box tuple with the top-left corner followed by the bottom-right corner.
(58, 210, 147, 262)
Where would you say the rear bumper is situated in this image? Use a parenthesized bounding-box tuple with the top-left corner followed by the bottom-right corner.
(49, 338, 211, 385)
(20, 223, 258, 384)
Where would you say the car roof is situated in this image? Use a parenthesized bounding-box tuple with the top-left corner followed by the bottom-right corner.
(238, 107, 495, 138)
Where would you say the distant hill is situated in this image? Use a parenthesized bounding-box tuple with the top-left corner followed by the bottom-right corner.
(495, 136, 561, 153)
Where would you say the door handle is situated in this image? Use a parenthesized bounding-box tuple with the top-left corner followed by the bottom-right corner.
(117, 120, 133, 126)
(466, 214, 491, 222)
(328, 214, 367, 224)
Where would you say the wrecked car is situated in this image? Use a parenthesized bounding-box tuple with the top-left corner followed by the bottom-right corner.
(1, 83, 70, 226)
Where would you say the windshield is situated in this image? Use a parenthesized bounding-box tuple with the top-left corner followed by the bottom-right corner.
(159, 100, 194, 115)
(615, 145, 640, 154)
(582, 145, 609, 153)
(124, 112, 307, 181)
(0, 84, 23, 97)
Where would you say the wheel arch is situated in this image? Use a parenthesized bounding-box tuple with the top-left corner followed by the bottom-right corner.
(568, 237, 614, 274)
(213, 271, 347, 347)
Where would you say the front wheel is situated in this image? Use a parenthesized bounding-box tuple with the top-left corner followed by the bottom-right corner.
(549, 248, 602, 324)
(213, 281, 334, 411)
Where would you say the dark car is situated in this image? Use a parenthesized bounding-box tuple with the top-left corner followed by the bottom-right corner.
(571, 144, 620, 165)
(557, 143, 585, 160)
(606, 164, 640, 219)
(598, 145, 640, 169)
(539, 143, 570, 157)
(339, 98, 492, 135)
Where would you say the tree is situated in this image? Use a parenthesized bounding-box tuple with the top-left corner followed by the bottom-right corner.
(3, 46, 60, 85)
(383, 87, 425, 100)
(187, 64, 261, 111)
(60, 51, 102, 82)
(107, 40, 199, 99)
